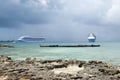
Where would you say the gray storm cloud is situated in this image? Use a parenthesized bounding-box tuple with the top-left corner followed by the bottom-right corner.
(0, 0, 63, 27)
(0, 0, 120, 42)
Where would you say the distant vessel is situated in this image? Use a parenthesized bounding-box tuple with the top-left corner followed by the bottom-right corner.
(88, 33, 96, 42)
(17, 36, 45, 42)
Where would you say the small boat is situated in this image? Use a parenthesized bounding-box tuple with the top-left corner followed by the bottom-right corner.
(17, 36, 45, 42)
(88, 33, 96, 42)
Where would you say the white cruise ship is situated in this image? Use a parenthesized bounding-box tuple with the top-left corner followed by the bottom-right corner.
(88, 33, 96, 42)
(17, 36, 45, 42)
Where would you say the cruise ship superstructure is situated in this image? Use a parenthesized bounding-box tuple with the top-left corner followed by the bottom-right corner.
(17, 36, 45, 42)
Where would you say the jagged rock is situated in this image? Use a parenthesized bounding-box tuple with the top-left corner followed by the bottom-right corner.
(70, 75, 83, 79)
(19, 75, 32, 80)
(0, 44, 14, 48)
(88, 60, 103, 65)
(53, 63, 68, 68)
(0, 55, 13, 62)
(0, 55, 120, 80)
(99, 68, 120, 75)
(46, 64, 55, 70)
(40, 59, 63, 64)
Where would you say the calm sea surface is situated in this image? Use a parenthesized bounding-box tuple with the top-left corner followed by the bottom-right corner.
(0, 42, 120, 65)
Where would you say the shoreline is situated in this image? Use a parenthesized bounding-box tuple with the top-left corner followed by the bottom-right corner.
(0, 55, 120, 80)
(0, 44, 14, 48)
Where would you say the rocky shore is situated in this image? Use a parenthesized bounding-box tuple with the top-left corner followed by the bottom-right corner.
(0, 44, 14, 48)
(0, 55, 120, 80)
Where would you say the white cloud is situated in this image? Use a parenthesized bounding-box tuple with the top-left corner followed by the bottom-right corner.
(59, 0, 112, 26)
(103, 0, 120, 26)
(39, 0, 48, 7)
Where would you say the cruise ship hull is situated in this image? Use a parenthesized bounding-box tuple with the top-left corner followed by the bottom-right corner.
(88, 39, 95, 42)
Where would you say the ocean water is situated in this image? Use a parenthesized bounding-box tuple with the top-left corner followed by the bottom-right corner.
(0, 42, 120, 65)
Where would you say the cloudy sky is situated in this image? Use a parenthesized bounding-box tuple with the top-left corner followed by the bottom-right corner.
(0, 0, 120, 42)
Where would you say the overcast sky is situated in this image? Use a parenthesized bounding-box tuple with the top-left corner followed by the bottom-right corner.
(0, 0, 120, 42)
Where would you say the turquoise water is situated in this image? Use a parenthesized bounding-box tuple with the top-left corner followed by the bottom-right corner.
(0, 42, 120, 65)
